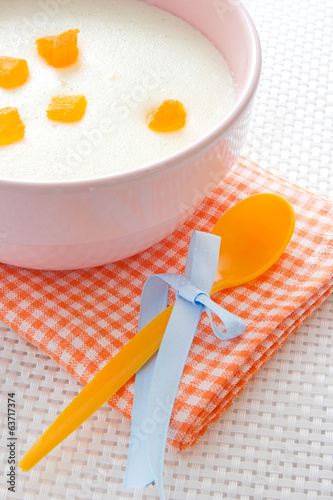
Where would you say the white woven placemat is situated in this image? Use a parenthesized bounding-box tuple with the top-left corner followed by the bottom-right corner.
(1, 0, 333, 499)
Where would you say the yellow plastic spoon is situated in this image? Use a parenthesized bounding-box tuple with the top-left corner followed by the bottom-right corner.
(19, 193, 295, 471)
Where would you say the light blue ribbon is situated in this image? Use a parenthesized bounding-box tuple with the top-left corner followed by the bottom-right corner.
(124, 231, 246, 499)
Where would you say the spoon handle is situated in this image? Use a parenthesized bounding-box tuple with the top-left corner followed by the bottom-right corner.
(19, 304, 174, 472)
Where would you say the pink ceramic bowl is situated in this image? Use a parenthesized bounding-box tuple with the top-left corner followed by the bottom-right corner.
(0, 0, 261, 270)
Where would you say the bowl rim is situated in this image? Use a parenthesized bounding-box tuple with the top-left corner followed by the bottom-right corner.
(0, 0, 262, 191)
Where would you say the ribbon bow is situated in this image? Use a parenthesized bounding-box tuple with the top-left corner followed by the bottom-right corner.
(124, 231, 246, 499)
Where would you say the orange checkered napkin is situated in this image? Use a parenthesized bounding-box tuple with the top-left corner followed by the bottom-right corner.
(0, 157, 332, 451)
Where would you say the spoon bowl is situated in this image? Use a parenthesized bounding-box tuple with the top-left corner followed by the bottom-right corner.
(19, 193, 295, 472)
(211, 193, 295, 293)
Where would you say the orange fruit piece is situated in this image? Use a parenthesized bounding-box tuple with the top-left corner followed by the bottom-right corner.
(0, 57, 29, 89)
(36, 29, 80, 68)
(0, 107, 25, 145)
(147, 99, 186, 133)
(47, 95, 87, 122)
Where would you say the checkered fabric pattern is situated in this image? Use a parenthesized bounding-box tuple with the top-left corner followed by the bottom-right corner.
(0, 157, 332, 451)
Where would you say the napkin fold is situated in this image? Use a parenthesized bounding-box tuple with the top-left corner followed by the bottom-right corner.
(0, 157, 332, 452)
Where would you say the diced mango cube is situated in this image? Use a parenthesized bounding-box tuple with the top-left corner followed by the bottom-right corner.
(147, 99, 186, 133)
(47, 95, 87, 122)
(36, 29, 80, 68)
(0, 107, 25, 145)
(0, 57, 29, 89)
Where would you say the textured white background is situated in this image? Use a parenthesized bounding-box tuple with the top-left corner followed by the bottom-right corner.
(1, 0, 333, 499)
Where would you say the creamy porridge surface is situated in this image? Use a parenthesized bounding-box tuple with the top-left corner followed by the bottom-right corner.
(0, 0, 236, 181)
